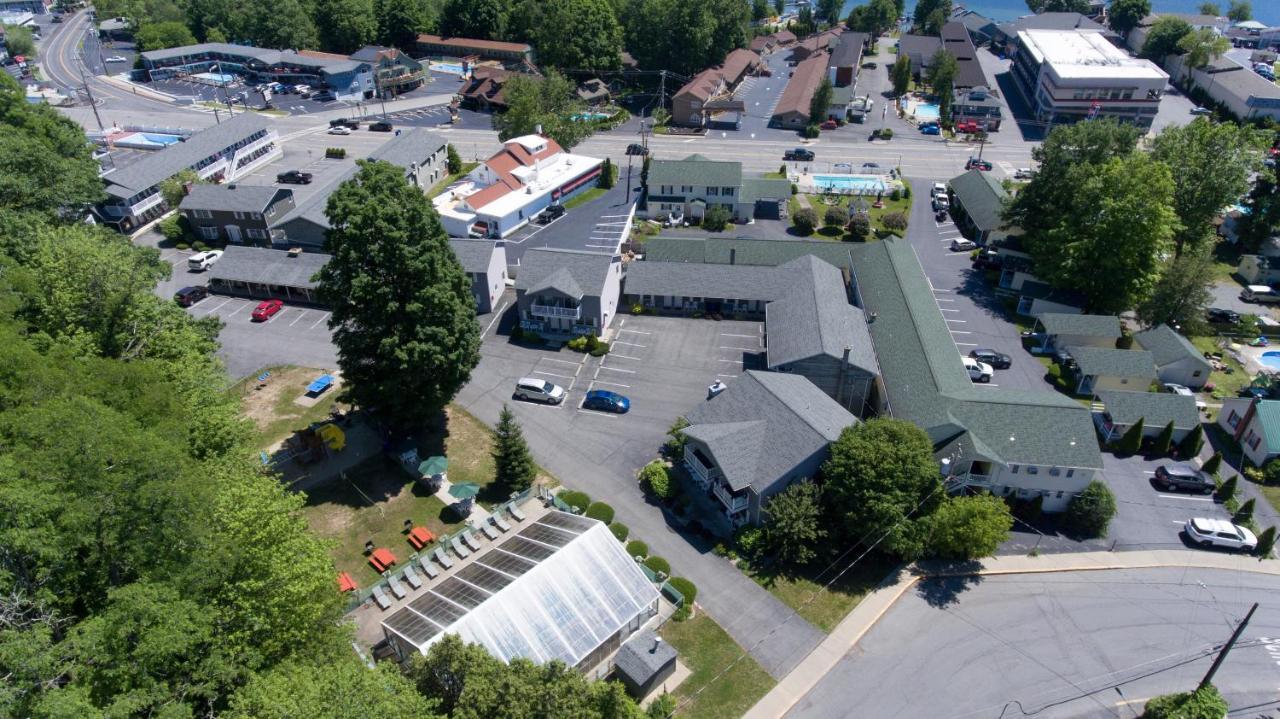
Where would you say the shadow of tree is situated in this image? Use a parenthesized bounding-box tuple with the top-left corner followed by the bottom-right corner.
(914, 563, 985, 608)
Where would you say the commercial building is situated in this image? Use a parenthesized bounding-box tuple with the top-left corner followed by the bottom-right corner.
(459, 66, 511, 111)
(1166, 55, 1280, 122)
(772, 53, 830, 128)
(641, 154, 790, 223)
(432, 135, 602, 239)
(791, 28, 843, 61)
(448, 239, 508, 314)
(139, 43, 374, 100)
(95, 114, 281, 233)
(896, 34, 943, 79)
(991, 12, 1116, 52)
(0, 0, 48, 14)
(207, 245, 329, 303)
(1011, 29, 1168, 128)
(947, 169, 1009, 243)
(671, 48, 761, 128)
(351, 46, 426, 97)
(179, 184, 295, 245)
(942, 21, 989, 92)
(515, 248, 622, 336)
(415, 34, 535, 65)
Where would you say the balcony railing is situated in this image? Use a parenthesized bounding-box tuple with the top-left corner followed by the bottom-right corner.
(128, 192, 164, 216)
(712, 483, 748, 513)
(531, 303, 581, 319)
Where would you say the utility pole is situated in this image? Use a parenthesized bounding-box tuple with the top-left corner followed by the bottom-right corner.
(658, 70, 666, 112)
(1198, 602, 1258, 691)
(78, 65, 103, 131)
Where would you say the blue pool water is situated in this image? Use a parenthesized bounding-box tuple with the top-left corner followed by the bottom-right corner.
(812, 175, 889, 193)
(141, 134, 182, 145)
(914, 103, 941, 120)
(571, 112, 612, 122)
(1262, 351, 1280, 369)
(193, 72, 237, 84)
(432, 62, 466, 75)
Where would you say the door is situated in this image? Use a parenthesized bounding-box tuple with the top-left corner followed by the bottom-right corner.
(226, 225, 242, 244)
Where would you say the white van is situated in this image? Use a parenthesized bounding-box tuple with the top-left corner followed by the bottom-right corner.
(187, 249, 223, 271)
(514, 377, 565, 404)
(1242, 285, 1280, 303)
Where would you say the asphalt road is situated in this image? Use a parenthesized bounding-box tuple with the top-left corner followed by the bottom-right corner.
(786, 567, 1280, 719)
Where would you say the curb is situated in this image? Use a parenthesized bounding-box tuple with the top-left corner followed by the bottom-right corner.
(742, 551, 1277, 719)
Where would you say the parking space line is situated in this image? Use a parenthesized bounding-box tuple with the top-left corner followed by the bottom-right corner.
(1157, 494, 1214, 501)
(589, 379, 630, 388)
(720, 333, 757, 338)
(934, 298, 954, 302)
(200, 298, 231, 315)
(719, 359, 743, 364)
(289, 310, 310, 326)
(955, 342, 977, 346)
(541, 357, 580, 366)
(610, 353, 643, 361)
(618, 328, 651, 335)
(720, 345, 758, 351)
(226, 302, 251, 318)
(577, 406, 620, 418)
(613, 340, 646, 348)
(598, 365, 635, 374)
(950, 330, 972, 334)
(946, 319, 967, 323)
(939, 308, 960, 313)
(482, 301, 508, 337)
(584, 244, 617, 249)
(534, 370, 576, 380)
(974, 383, 1000, 387)
(932, 288, 951, 293)
(308, 313, 330, 329)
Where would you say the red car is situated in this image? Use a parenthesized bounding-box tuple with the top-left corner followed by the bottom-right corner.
(966, 158, 993, 171)
(820, 119, 838, 130)
(251, 299, 284, 321)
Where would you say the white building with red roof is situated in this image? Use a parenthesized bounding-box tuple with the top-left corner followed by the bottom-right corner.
(432, 134, 603, 238)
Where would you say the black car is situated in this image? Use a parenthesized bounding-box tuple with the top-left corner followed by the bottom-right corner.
(861, 61, 877, 69)
(311, 91, 336, 102)
(328, 118, 359, 129)
(784, 148, 815, 162)
(369, 121, 394, 132)
(537, 205, 566, 224)
(1154, 463, 1215, 494)
(277, 170, 313, 184)
(626, 143, 649, 156)
(969, 348, 1012, 369)
(174, 286, 208, 307)
(1206, 307, 1241, 324)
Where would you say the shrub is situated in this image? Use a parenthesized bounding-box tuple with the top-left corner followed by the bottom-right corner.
(567, 336, 588, 352)
(643, 555, 671, 576)
(793, 207, 819, 235)
(1118, 418, 1144, 455)
(1202, 451, 1222, 476)
(175, 242, 190, 250)
(881, 211, 908, 231)
(324, 147, 346, 159)
(702, 205, 732, 232)
(903, 183, 911, 198)
(1214, 475, 1237, 502)
(801, 124, 820, 138)
(1178, 424, 1204, 458)
(630, 303, 645, 314)
(589, 342, 610, 357)
(625, 540, 648, 558)
(639, 460, 675, 500)
(846, 214, 871, 241)
(1265, 459, 1280, 485)
(1063, 481, 1117, 538)
(159, 214, 187, 242)
(1151, 421, 1175, 457)
(192, 240, 208, 251)
(734, 525, 765, 560)
(823, 205, 846, 227)
(559, 490, 591, 512)
(790, 183, 798, 195)
(672, 605, 691, 621)
(1233, 497, 1256, 524)
(609, 522, 628, 541)
(778, 164, 787, 176)
(880, 127, 894, 138)
(664, 418, 690, 456)
(1257, 526, 1276, 557)
(1141, 685, 1228, 719)
(889, 188, 901, 201)
(666, 577, 697, 604)
(585, 501, 615, 524)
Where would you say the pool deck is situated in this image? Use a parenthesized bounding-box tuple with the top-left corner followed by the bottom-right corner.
(794, 171, 904, 197)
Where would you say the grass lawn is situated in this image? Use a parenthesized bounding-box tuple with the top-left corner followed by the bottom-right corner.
(426, 161, 479, 198)
(234, 365, 345, 451)
(662, 615, 775, 719)
(1210, 239, 1244, 284)
(747, 558, 892, 633)
(763, 171, 788, 180)
(564, 186, 606, 209)
(867, 179, 912, 237)
(1190, 336, 1252, 402)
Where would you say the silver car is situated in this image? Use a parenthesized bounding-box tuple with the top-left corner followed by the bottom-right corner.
(1184, 517, 1257, 552)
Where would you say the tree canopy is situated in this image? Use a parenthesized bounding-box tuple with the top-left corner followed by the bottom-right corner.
(1227, 0, 1251, 22)
(624, 0, 749, 77)
(764, 481, 826, 566)
(518, 0, 622, 71)
(440, 0, 506, 39)
(925, 495, 1013, 559)
(1107, 0, 1151, 36)
(912, 0, 951, 34)
(1026, 0, 1088, 12)
(493, 71, 594, 149)
(1141, 16, 1193, 60)
(1177, 26, 1230, 71)
(847, 0, 897, 40)
(135, 19, 198, 51)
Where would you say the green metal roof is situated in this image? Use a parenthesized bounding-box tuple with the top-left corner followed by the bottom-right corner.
(1134, 324, 1209, 368)
(1037, 313, 1121, 339)
(647, 154, 743, 189)
(1251, 400, 1280, 449)
(1070, 347, 1157, 380)
(1097, 390, 1200, 430)
(947, 169, 1007, 233)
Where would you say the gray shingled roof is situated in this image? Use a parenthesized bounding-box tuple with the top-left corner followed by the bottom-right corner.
(642, 237, 857, 274)
(614, 631, 676, 686)
(897, 34, 943, 65)
(448, 239, 499, 274)
(948, 169, 1007, 233)
(178, 184, 286, 213)
(1097, 390, 1200, 430)
(1134, 324, 1209, 368)
(828, 32, 867, 68)
(101, 114, 270, 197)
(207, 245, 329, 289)
(739, 177, 793, 204)
(623, 261, 790, 300)
(517, 248, 613, 298)
(647, 155, 743, 189)
(997, 11, 1113, 36)
(141, 43, 366, 73)
(1070, 347, 1157, 380)
(1037, 313, 1121, 340)
(766, 256, 878, 375)
(683, 370, 856, 493)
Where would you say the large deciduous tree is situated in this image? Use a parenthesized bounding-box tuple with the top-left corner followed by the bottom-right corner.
(135, 20, 198, 51)
(847, 0, 897, 38)
(493, 71, 594, 150)
(763, 481, 826, 566)
(891, 53, 912, 96)
(376, 0, 436, 48)
(912, 0, 950, 33)
(1177, 26, 1230, 72)
(524, 0, 622, 71)
(816, 0, 843, 26)
(1135, 245, 1215, 334)
(1227, 0, 1251, 22)
(1141, 16, 1193, 60)
(229, 657, 442, 719)
(926, 50, 957, 119)
(254, 0, 321, 50)
(439, 0, 505, 39)
(1107, 0, 1151, 36)
(624, 0, 748, 77)
(315, 0, 377, 53)
(822, 419, 942, 560)
(1026, 0, 1088, 13)
(318, 160, 480, 430)
(925, 495, 1013, 559)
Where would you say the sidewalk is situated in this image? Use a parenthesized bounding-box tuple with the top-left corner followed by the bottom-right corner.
(743, 549, 1279, 719)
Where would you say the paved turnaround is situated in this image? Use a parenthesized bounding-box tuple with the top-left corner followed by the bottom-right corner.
(748, 551, 1280, 719)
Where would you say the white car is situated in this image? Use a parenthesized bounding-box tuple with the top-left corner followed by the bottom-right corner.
(105, 55, 128, 63)
(1163, 383, 1207, 409)
(327, 125, 352, 135)
(963, 356, 993, 383)
(1014, 167, 1035, 179)
(951, 238, 977, 252)
(187, 249, 223, 271)
(1184, 517, 1257, 552)
(931, 182, 947, 198)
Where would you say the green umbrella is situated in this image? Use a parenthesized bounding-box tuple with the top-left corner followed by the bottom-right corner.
(419, 455, 448, 476)
(448, 482, 481, 500)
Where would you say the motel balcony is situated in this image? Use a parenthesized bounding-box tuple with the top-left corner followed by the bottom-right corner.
(124, 192, 165, 217)
(683, 446, 722, 489)
(712, 482, 749, 514)
(945, 471, 994, 493)
(530, 303, 581, 319)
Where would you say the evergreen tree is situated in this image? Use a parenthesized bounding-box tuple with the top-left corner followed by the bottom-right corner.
(1118, 418, 1144, 454)
(446, 143, 462, 174)
(493, 404, 537, 491)
(1152, 420, 1175, 456)
(1256, 526, 1276, 557)
(1214, 474, 1237, 502)
(1233, 497, 1255, 524)
(1178, 424, 1204, 458)
(809, 77, 834, 125)
(1202, 451, 1222, 475)
(598, 157, 615, 189)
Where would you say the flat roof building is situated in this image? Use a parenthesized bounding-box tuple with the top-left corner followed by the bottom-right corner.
(139, 43, 374, 100)
(1011, 29, 1168, 128)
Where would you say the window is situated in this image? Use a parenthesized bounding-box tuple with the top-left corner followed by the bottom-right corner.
(246, 228, 268, 239)
(1056, 491, 1063, 498)
(1192, 370, 1202, 377)
(722, 187, 735, 196)
(251, 212, 263, 220)
(193, 209, 213, 219)
(1249, 434, 1261, 450)
(1049, 467, 1061, 477)
(233, 211, 246, 220)
(1026, 466, 1039, 475)
(1066, 469, 1074, 478)
(1228, 410, 1241, 428)
(199, 226, 218, 239)
(707, 187, 719, 196)
(1010, 465, 1019, 474)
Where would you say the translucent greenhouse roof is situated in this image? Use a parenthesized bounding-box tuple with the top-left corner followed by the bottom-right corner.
(381, 510, 660, 665)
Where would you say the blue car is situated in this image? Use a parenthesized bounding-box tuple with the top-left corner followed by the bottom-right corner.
(920, 124, 941, 135)
(583, 389, 631, 413)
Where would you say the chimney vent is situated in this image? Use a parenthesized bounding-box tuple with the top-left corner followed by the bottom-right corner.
(651, 637, 663, 654)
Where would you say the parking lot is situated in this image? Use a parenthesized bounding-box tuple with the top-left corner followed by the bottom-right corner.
(140, 69, 453, 116)
(501, 179, 639, 264)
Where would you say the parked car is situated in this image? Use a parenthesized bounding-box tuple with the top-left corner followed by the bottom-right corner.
(920, 124, 941, 135)
(963, 356, 993, 383)
(537, 205, 566, 224)
(327, 125, 352, 135)
(861, 61, 878, 69)
(514, 377, 565, 404)
(187, 250, 223, 271)
(583, 389, 631, 413)
(625, 143, 649, 156)
(931, 182, 947, 198)
(311, 91, 335, 102)
(972, 248, 1002, 269)
(277, 170, 313, 184)
(1241, 284, 1280, 303)
(819, 119, 838, 130)
(329, 118, 359, 129)
(174, 286, 208, 307)
(1163, 382, 1207, 409)
(951, 238, 977, 252)
(935, 209, 948, 222)
(1014, 167, 1035, 179)
(1183, 517, 1257, 552)
(51, 14, 63, 22)
(970, 348, 1012, 369)
(784, 148, 815, 162)
(965, 157, 993, 171)
(369, 121, 394, 132)
(1154, 463, 1214, 494)
(293, 84, 311, 95)
(1190, 106, 1212, 116)
(105, 55, 128, 63)
(251, 299, 284, 321)
(932, 196, 950, 211)
(1206, 307, 1240, 324)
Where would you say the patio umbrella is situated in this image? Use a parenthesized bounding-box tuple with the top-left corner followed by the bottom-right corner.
(419, 455, 448, 477)
(448, 482, 481, 500)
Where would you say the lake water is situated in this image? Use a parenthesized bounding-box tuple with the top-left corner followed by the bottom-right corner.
(829, 0, 1280, 27)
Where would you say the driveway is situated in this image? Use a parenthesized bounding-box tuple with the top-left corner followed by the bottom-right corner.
(455, 313, 826, 678)
(785, 567, 1280, 719)
(502, 179, 640, 264)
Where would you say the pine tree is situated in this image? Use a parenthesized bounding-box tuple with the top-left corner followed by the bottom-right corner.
(446, 143, 462, 174)
(1256, 526, 1276, 557)
(1233, 497, 1256, 524)
(493, 404, 537, 491)
(1178, 424, 1204, 458)
(1118, 418, 1144, 455)
(1214, 474, 1237, 502)
(1202, 451, 1222, 475)
(1153, 420, 1175, 456)
(598, 157, 615, 189)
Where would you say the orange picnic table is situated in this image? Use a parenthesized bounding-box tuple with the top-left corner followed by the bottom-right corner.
(336, 572, 358, 592)
(407, 526, 435, 550)
(369, 547, 397, 572)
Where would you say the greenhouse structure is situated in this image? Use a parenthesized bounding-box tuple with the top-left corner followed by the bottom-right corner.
(380, 510, 661, 674)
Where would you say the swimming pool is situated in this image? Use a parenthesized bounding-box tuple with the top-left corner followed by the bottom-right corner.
(914, 102, 941, 120)
(571, 111, 612, 122)
(192, 72, 238, 84)
(812, 174, 889, 193)
(141, 133, 182, 145)
(1262, 351, 1280, 369)
(431, 62, 466, 75)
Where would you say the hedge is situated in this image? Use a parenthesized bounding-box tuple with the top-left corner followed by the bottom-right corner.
(625, 540, 649, 558)
(608, 522, 629, 541)
(666, 576, 697, 604)
(1141, 685, 1227, 719)
(585, 502, 615, 524)
(643, 555, 670, 576)
(559, 490, 591, 512)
